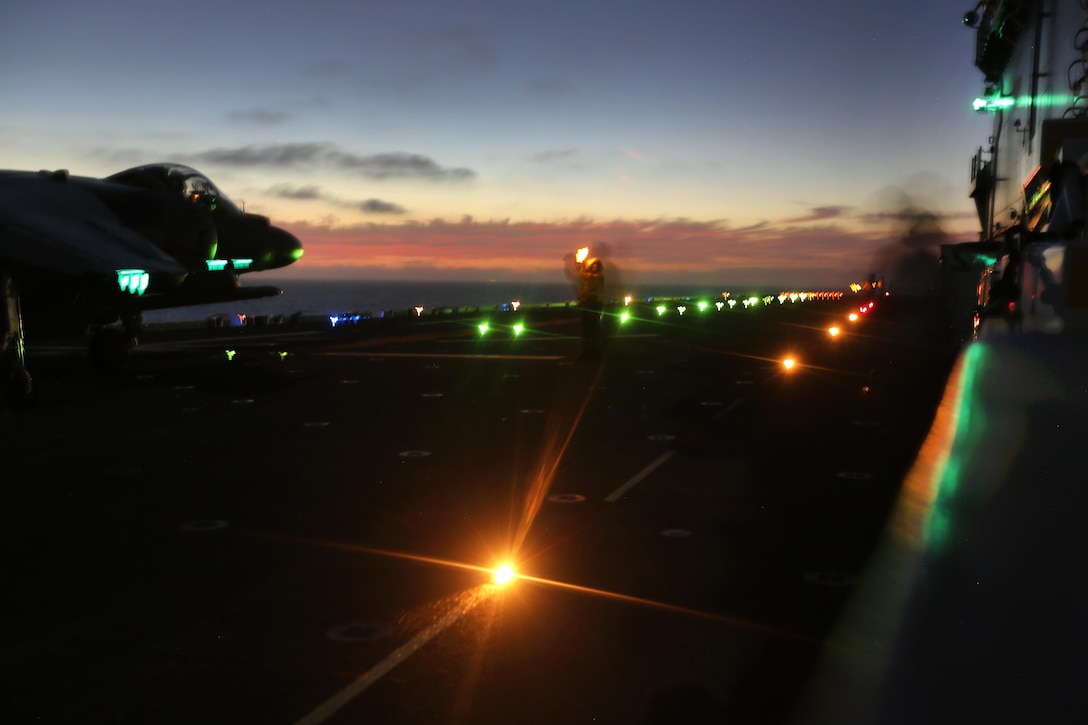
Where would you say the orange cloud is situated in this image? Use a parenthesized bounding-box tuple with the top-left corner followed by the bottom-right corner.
(276, 216, 974, 286)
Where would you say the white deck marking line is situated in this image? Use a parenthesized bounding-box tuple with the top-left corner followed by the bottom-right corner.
(605, 395, 746, 503)
(320, 351, 563, 360)
(296, 602, 474, 725)
(604, 451, 675, 503)
(711, 396, 747, 421)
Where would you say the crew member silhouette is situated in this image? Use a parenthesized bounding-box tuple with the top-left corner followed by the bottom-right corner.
(578, 254, 604, 359)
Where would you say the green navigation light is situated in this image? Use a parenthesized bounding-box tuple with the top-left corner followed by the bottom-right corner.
(973, 96, 1014, 112)
(973, 93, 1073, 113)
(116, 269, 149, 296)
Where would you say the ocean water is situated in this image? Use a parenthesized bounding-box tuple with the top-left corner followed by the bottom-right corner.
(142, 278, 741, 323)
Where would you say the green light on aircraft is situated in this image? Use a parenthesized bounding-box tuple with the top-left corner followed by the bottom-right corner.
(206, 258, 254, 272)
(116, 269, 149, 296)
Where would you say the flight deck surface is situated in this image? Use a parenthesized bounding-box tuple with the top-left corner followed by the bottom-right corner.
(3, 298, 955, 723)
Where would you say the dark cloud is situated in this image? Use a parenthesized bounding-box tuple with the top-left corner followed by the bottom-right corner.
(782, 206, 851, 224)
(267, 183, 406, 214)
(269, 183, 323, 200)
(226, 109, 294, 125)
(857, 209, 976, 224)
(330, 151, 476, 181)
(358, 198, 406, 214)
(194, 143, 329, 167)
(189, 144, 476, 181)
(868, 209, 947, 295)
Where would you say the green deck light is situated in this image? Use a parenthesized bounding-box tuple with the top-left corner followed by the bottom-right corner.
(116, 269, 149, 295)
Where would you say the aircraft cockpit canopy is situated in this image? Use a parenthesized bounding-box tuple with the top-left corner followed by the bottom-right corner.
(106, 164, 243, 215)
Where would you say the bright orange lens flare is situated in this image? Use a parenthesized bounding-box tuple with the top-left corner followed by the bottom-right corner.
(828, 326, 840, 337)
(782, 357, 796, 371)
(493, 564, 516, 585)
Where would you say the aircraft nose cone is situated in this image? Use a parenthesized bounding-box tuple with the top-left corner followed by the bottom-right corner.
(268, 226, 304, 269)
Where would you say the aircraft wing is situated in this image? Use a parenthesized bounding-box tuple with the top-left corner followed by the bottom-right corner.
(128, 284, 286, 312)
(0, 170, 188, 281)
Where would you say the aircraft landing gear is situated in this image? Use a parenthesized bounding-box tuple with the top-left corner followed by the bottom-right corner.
(1, 270, 35, 405)
(88, 314, 140, 376)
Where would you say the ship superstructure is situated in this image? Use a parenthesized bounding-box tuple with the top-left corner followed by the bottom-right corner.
(800, 7, 1088, 721)
(959, 0, 1088, 335)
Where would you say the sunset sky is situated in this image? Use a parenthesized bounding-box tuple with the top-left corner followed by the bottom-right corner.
(1, 0, 993, 288)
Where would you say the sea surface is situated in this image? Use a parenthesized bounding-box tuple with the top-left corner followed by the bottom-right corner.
(142, 278, 748, 323)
